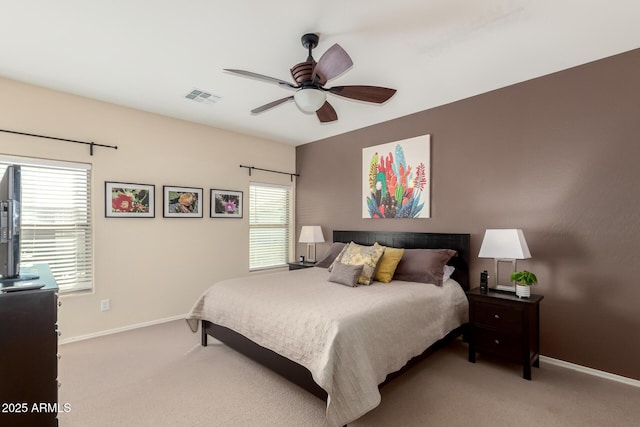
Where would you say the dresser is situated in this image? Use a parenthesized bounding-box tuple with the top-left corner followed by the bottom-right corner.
(0, 264, 59, 426)
(466, 287, 543, 380)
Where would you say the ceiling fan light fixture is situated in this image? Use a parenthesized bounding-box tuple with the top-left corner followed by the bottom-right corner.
(294, 88, 326, 113)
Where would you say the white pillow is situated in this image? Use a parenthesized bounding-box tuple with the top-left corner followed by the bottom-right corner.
(443, 265, 455, 282)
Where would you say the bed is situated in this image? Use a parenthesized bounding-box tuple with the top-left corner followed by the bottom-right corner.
(186, 230, 470, 426)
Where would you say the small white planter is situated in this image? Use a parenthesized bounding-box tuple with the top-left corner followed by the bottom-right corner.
(516, 284, 531, 298)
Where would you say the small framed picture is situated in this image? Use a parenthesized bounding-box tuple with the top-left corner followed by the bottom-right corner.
(163, 186, 203, 218)
(105, 182, 155, 218)
(210, 189, 243, 218)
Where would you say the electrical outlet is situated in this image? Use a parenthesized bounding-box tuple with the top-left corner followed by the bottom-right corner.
(100, 299, 110, 311)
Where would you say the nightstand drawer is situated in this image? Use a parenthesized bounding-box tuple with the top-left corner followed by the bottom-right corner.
(473, 327, 520, 360)
(473, 301, 522, 334)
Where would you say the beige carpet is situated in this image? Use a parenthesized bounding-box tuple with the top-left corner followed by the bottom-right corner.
(58, 320, 640, 426)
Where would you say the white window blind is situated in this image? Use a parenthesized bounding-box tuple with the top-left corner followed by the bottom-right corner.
(249, 182, 292, 270)
(0, 156, 93, 293)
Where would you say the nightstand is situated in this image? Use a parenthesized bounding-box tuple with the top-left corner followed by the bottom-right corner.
(287, 261, 316, 271)
(466, 287, 543, 380)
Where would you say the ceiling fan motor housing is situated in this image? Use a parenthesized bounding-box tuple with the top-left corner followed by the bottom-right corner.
(290, 61, 315, 85)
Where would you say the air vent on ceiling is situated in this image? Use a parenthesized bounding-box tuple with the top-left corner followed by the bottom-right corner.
(185, 89, 221, 105)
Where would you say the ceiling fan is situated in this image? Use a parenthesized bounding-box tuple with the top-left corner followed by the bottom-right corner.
(224, 33, 397, 123)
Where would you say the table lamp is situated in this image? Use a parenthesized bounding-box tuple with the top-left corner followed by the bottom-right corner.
(478, 229, 531, 292)
(298, 226, 324, 262)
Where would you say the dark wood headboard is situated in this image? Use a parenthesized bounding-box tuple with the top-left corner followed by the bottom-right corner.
(333, 230, 470, 290)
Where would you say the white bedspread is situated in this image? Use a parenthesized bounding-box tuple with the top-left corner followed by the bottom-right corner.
(186, 267, 468, 426)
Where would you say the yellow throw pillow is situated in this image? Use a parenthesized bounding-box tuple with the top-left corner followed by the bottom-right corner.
(375, 247, 405, 283)
(340, 242, 386, 285)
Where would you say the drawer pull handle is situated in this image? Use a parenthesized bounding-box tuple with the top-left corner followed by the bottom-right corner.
(58, 300, 62, 307)
(494, 339, 500, 345)
(57, 330, 62, 337)
(494, 314, 500, 319)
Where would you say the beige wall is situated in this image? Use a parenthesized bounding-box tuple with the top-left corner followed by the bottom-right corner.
(1, 77, 295, 340)
(296, 49, 640, 380)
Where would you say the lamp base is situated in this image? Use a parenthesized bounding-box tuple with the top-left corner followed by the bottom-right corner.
(306, 243, 317, 263)
(492, 258, 517, 293)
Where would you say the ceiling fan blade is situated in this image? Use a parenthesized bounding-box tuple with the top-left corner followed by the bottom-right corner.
(224, 69, 298, 89)
(251, 96, 294, 114)
(316, 101, 338, 123)
(328, 85, 396, 103)
(312, 44, 353, 85)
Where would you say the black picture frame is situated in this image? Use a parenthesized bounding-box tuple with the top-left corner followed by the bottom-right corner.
(163, 185, 203, 218)
(105, 181, 155, 218)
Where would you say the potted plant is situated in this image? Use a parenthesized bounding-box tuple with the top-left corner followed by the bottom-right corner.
(510, 270, 537, 298)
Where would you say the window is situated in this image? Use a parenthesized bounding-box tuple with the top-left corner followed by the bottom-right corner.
(249, 182, 292, 270)
(0, 156, 93, 293)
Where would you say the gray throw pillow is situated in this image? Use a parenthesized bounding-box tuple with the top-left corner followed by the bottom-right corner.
(328, 262, 363, 287)
(315, 242, 347, 268)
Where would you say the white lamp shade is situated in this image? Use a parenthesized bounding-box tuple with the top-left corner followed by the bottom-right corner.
(294, 88, 327, 113)
(478, 229, 531, 259)
(299, 226, 325, 243)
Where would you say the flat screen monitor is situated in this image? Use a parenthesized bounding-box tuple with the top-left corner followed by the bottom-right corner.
(0, 165, 21, 279)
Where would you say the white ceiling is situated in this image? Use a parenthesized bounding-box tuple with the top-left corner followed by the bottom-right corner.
(1, 1, 639, 146)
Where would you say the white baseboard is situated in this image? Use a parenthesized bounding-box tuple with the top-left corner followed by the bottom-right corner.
(540, 355, 640, 388)
(59, 314, 186, 345)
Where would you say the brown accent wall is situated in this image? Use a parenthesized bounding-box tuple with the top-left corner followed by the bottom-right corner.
(296, 49, 640, 380)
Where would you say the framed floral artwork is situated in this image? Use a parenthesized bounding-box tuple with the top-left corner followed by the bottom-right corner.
(210, 189, 243, 218)
(105, 182, 155, 218)
(362, 134, 431, 219)
(163, 186, 203, 218)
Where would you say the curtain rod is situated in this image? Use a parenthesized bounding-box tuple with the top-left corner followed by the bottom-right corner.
(0, 129, 118, 156)
(239, 164, 299, 182)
